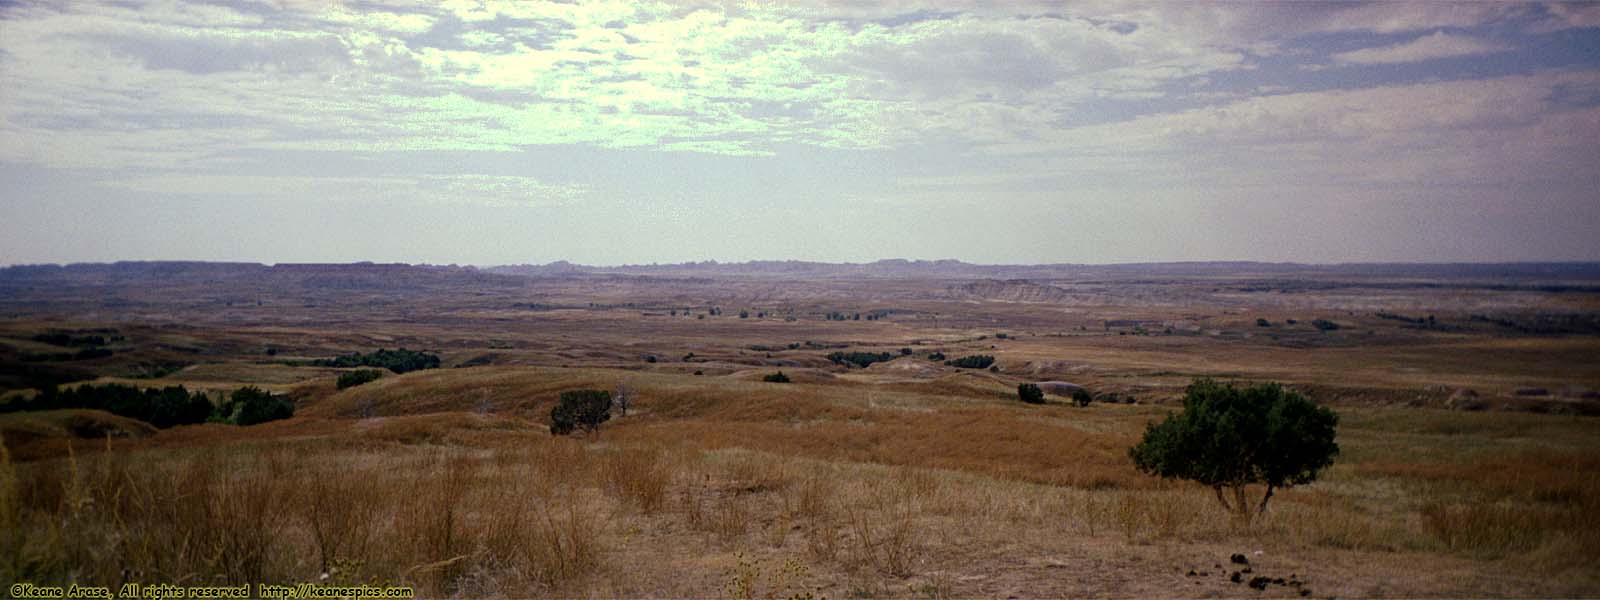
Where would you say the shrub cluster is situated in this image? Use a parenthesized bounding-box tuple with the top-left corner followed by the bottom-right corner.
(221, 386, 296, 426)
(1, 383, 295, 428)
(21, 347, 115, 362)
(762, 371, 791, 383)
(826, 351, 893, 368)
(336, 369, 385, 390)
(311, 348, 440, 373)
(3, 383, 211, 428)
(943, 355, 995, 369)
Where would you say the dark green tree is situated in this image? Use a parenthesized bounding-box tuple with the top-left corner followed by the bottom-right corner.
(1129, 378, 1338, 519)
(550, 389, 612, 436)
(1072, 388, 1093, 407)
(225, 386, 295, 426)
(1017, 383, 1044, 404)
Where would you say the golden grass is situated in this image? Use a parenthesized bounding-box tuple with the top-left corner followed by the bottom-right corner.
(5, 365, 1600, 596)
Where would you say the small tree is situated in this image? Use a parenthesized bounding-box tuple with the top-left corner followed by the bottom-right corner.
(1129, 378, 1338, 520)
(762, 371, 791, 383)
(225, 386, 295, 426)
(1071, 388, 1093, 407)
(550, 389, 612, 436)
(1017, 383, 1044, 404)
(614, 382, 633, 416)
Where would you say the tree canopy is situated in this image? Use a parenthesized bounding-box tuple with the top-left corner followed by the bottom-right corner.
(550, 389, 612, 436)
(1129, 378, 1339, 519)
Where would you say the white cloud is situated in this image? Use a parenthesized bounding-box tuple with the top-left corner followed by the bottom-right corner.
(1332, 31, 1511, 65)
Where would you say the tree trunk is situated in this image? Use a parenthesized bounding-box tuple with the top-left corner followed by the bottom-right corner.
(1213, 485, 1233, 512)
(1257, 485, 1275, 516)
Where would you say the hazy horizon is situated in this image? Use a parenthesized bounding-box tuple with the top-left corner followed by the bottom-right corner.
(4, 1, 1600, 266)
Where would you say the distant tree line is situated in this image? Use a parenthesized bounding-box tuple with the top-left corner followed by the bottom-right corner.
(21, 348, 114, 362)
(33, 332, 121, 347)
(0, 383, 293, 427)
(309, 348, 440, 373)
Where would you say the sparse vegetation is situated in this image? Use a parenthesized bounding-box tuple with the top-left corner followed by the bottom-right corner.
(762, 371, 791, 383)
(2, 262, 1598, 597)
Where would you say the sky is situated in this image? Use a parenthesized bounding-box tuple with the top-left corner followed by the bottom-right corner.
(2, 1, 1599, 266)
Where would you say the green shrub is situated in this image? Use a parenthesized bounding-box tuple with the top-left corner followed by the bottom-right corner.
(3, 383, 212, 428)
(943, 355, 995, 369)
(1017, 383, 1044, 404)
(223, 386, 295, 426)
(1072, 389, 1093, 407)
(826, 351, 893, 368)
(310, 348, 440, 373)
(1129, 378, 1338, 519)
(762, 371, 791, 383)
(551, 389, 612, 436)
(336, 369, 385, 390)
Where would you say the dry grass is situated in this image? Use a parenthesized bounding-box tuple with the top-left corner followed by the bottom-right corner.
(5, 364, 1599, 597)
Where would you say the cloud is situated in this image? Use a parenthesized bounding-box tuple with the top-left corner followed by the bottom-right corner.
(985, 71, 1600, 191)
(1332, 31, 1511, 65)
(107, 174, 586, 208)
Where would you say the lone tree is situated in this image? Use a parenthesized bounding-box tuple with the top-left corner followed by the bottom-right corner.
(762, 371, 791, 383)
(1129, 378, 1338, 520)
(550, 389, 612, 436)
(1017, 383, 1045, 404)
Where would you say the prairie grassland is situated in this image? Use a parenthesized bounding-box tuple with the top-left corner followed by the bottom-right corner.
(4, 366, 1598, 598)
